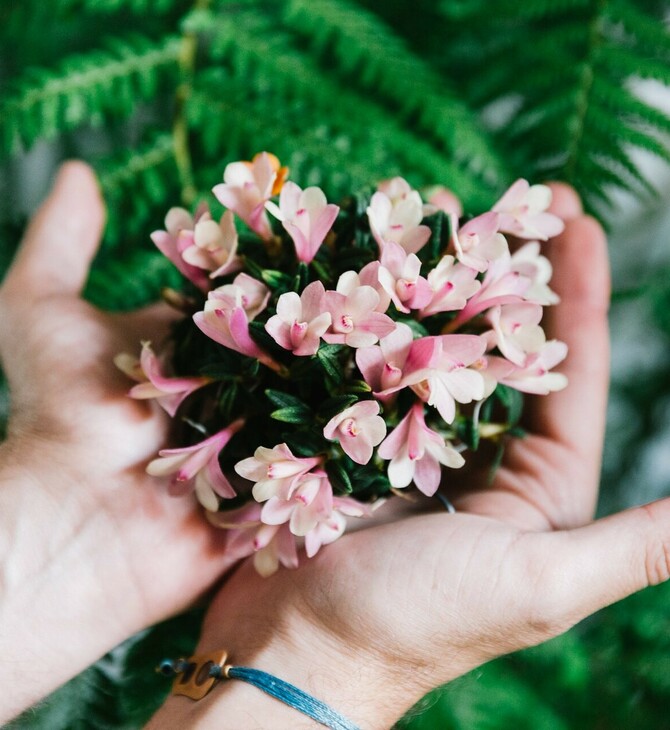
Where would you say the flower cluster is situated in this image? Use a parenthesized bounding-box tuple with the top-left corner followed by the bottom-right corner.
(118, 151, 567, 576)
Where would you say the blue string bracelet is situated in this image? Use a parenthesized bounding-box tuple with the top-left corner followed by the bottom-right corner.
(158, 651, 361, 730)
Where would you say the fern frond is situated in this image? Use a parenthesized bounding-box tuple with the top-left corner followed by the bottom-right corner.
(187, 8, 496, 209)
(0, 34, 181, 156)
(97, 132, 179, 253)
(85, 249, 182, 310)
(282, 0, 504, 185)
(429, 0, 670, 211)
(61, 0, 184, 13)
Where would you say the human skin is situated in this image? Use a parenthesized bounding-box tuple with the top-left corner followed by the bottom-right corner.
(149, 183, 670, 728)
(1, 163, 668, 728)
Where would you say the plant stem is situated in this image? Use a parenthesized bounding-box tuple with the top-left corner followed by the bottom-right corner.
(564, 0, 607, 182)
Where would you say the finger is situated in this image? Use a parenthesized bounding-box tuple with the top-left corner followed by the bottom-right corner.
(543, 182, 583, 222)
(113, 302, 181, 346)
(2, 161, 105, 299)
(534, 498, 670, 635)
(524, 196, 610, 468)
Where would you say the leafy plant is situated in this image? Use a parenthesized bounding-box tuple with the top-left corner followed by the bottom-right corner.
(1, 0, 670, 728)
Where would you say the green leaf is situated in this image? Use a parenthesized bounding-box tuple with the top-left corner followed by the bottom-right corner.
(318, 394, 360, 422)
(265, 389, 310, 410)
(326, 459, 353, 494)
(316, 344, 345, 384)
(495, 384, 524, 426)
(270, 405, 312, 424)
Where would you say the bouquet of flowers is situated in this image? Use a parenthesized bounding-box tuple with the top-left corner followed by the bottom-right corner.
(116, 152, 566, 576)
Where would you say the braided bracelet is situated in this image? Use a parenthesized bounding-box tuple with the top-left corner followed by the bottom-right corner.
(158, 650, 361, 730)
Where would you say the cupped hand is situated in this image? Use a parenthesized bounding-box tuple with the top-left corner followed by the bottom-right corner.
(0, 163, 228, 720)
(153, 185, 670, 729)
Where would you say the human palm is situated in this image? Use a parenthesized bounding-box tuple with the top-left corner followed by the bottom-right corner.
(177, 185, 666, 727)
(0, 163, 227, 635)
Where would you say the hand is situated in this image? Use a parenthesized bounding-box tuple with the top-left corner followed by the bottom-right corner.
(151, 185, 670, 729)
(0, 163, 229, 722)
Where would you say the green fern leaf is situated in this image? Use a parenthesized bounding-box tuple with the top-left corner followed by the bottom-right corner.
(282, 0, 504, 185)
(85, 249, 182, 310)
(187, 8, 496, 208)
(430, 0, 670, 212)
(0, 34, 181, 156)
(97, 132, 179, 253)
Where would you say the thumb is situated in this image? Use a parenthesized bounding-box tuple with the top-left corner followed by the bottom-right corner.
(544, 499, 670, 631)
(3, 161, 105, 298)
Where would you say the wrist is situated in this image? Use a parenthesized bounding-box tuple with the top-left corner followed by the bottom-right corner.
(149, 564, 437, 730)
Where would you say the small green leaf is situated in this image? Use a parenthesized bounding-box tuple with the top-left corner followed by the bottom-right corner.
(456, 415, 480, 451)
(343, 379, 372, 394)
(326, 460, 353, 494)
(262, 268, 293, 288)
(265, 389, 310, 410)
(271, 406, 312, 424)
(495, 384, 524, 426)
(316, 344, 345, 384)
(283, 430, 325, 456)
(218, 382, 239, 419)
(319, 394, 360, 422)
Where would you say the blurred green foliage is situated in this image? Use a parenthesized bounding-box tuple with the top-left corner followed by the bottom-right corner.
(1, 0, 670, 727)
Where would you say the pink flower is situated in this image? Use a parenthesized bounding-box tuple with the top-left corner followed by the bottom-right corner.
(426, 185, 463, 217)
(510, 242, 559, 305)
(377, 241, 432, 313)
(493, 179, 564, 240)
(146, 419, 245, 510)
(367, 177, 431, 254)
(493, 340, 568, 394)
(193, 274, 281, 371)
(261, 471, 334, 536)
(323, 400, 386, 464)
(234, 443, 322, 502)
(303, 496, 372, 558)
(451, 212, 508, 273)
(150, 205, 211, 291)
(448, 252, 532, 329)
(181, 209, 241, 278)
(213, 152, 288, 240)
(378, 403, 464, 496)
(485, 303, 546, 366)
(114, 341, 210, 417)
(322, 286, 395, 348)
(419, 255, 481, 318)
(336, 261, 390, 312)
(356, 323, 414, 394)
(208, 503, 299, 577)
(384, 335, 487, 424)
(204, 271, 268, 317)
(265, 182, 340, 263)
(265, 282, 332, 356)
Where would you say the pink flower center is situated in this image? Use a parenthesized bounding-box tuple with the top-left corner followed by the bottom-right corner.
(336, 314, 354, 333)
(397, 279, 415, 300)
(339, 418, 359, 438)
(290, 320, 308, 348)
(381, 362, 402, 390)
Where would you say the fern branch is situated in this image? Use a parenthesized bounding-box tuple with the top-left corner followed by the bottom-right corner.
(84, 249, 183, 310)
(187, 8, 496, 208)
(563, 0, 605, 182)
(97, 132, 179, 252)
(282, 0, 504, 185)
(430, 0, 670, 212)
(1, 34, 181, 156)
